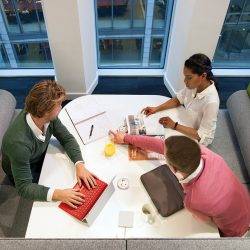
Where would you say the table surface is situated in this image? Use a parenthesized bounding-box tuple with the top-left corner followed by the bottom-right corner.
(25, 95, 219, 238)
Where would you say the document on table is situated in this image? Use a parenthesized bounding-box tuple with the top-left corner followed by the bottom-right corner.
(65, 97, 111, 144)
(126, 114, 165, 136)
(65, 96, 106, 124)
(143, 115, 165, 136)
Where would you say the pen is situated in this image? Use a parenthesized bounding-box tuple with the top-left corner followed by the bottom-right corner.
(89, 124, 94, 139)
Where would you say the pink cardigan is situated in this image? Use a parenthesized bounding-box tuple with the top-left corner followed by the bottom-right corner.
(124, 134, 250, 237)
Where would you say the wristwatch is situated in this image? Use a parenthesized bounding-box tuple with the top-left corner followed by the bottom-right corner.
(174, 122, 178, 130)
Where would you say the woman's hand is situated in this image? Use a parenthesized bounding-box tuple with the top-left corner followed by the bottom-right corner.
(141, 106, 157, 116)
(109, 130, 126, 144)
(159, 116, 175, 129)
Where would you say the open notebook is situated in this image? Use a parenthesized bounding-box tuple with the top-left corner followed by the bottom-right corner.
(65, 97, 111, 144)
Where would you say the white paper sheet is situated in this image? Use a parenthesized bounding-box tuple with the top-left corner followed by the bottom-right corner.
(66, 96, 105, 124)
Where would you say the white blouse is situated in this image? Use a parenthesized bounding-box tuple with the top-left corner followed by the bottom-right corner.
(176, 82, 220, 146)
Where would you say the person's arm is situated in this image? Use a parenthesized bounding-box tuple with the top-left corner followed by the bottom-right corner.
(110, 131, 165, 155)
(159, 102, 219, 144)
(51, 117, 84, 164)
(197, 102, 219, 146)
(177, 102, 219, 144)
(7, 143, 85, 207)
(141, 97, 181, 116)
(124, 135, 165, 154)
(187, 207, 213, 224)
(155, 97, 181, 112)
(175, 123, 200, 141)
(51, 117, 97, 189)
(159, 116, 200, 141)
(8, 144, 49, 201)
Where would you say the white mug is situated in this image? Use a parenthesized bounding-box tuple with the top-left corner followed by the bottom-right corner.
(142, 204, 156, 224)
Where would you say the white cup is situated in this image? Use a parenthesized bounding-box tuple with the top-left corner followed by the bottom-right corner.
(142, 204, 156, 224)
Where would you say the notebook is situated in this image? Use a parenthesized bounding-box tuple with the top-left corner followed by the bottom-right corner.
(65, 97, 111, 144)
(59, 178, 108, 222)
(140, 165, 184, 217)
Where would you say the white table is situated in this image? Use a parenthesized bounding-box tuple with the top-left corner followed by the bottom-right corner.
(25, 95, 219, 238)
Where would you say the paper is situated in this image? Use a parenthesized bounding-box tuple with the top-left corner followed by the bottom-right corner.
(65, 96, 111, 144)
(126, 114, 165, 136)
(143, 116, 165, 135)
(118, 211, 134, 228)
(75, 112, 111, 144)
(66, 96, 105, 124)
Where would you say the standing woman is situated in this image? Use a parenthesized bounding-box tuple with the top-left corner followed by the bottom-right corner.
(142, 53, 220, 146)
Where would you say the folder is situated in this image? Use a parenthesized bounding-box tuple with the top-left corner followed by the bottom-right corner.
(140, 165, 184, 217)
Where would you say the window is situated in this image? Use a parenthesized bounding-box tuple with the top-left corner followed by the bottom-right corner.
(13, 42, 52, 68)
(0, 0, 52, 68)
(95, 0, 174, 68)
(0, 0, 21, 33)
(99, 38, 142, 65)
(149, 37, 163, 65)
(0, 43, 10, 68)
(213, 0, 250, 68)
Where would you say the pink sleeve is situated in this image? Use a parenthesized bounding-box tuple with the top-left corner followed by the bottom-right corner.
(187, 207, 212, 223)
(124, 134, 165, 155)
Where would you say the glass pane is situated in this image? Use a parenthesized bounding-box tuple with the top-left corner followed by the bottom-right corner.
(240, 13, 250, 22)
(244, 1, 250, 12)
(113, 0, 132, 29)
(97, 0, 112, 29)
(213, 0, 250, 68)
(133, 0, 146, 28)
(112, 39, 142, 64)
(0, 0, 21, 33)
(228, 0, 245, 13)
(99, 39, 113, 64)
(225, 14, 240, 23)
(13, 42, 53, 68)
(95, 0, 174, 68)
(34, 0, 46, 31)
(213, 26, 250, 68)
(153, 0, 167, 29)
(43, 42, 52, 61)
(15, 0, 40, 32)
(0, 44, 10, 68)
(149, 37, 163, 64)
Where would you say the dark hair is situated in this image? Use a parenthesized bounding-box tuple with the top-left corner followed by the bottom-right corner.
(185, 53, 218, 90)
(165, 136, 201, 175)
(25, 80, 66, 118)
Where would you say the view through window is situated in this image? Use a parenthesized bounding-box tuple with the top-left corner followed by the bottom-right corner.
(95, 0, 174, 68)
(213, 0, 250, 68)
(0, 0, 52, 68)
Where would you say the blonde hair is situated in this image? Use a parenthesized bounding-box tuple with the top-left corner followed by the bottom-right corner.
(25, 80, 66, 118)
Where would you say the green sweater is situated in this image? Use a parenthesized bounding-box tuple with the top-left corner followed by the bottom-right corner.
(1, 110, 84, 201)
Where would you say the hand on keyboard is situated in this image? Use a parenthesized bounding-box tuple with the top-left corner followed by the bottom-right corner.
(53, 188, 85, 209)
